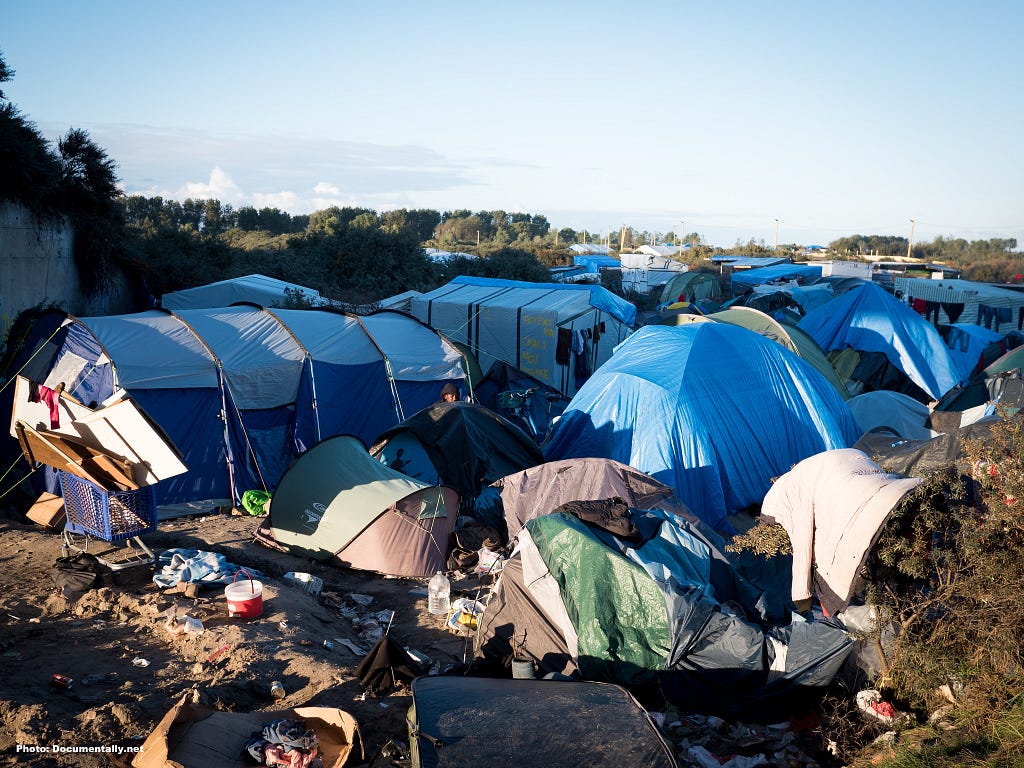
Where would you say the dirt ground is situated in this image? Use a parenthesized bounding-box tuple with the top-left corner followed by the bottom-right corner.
(0, 506, 878, 768)
(0, 510, 476, 768)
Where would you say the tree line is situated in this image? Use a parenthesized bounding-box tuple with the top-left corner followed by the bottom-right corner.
(3, 47, 1023, 312)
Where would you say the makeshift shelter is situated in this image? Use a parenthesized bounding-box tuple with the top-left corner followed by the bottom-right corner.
(161, 274, 323, 309)
(658, 271, 722, 307)
(23, 307, 464, 504)
(256, 435, 459, 577)
(854, 418, 999, 478)
(410, 276, 635, 396)
(543, 324, 862, 532)
(799, 281, 960, 402)
(408, 677, 677, 768)
(369, 402, 543, 530)
(847, 390, 936, 441)
(760, 449, 923, 616)
(572, 254, 621, 273)
(475, 506, 852, 718)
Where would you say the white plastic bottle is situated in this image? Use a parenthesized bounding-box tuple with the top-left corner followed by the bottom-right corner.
(427, 571, 451, 616)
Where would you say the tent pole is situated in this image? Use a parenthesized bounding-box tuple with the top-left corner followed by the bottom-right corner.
(383, 358, 405, 424)
(217, 367, 239, 505)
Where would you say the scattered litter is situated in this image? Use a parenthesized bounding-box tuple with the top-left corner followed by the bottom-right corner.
(28, 618, 40, 624)
(408, 587, 429, 597)
(356, 617, 383, 645)
(335, 639, 368, 656)
(446, 597, 485, 635)
(348, 593, 375, 606)
(204, 644, 232, 664)
(648, 712, 666, 728)
(856, 689, 912, 726)
(131, 657, 151, 668)
(183, 616, 204, 635)
(283, 571, 323, 597)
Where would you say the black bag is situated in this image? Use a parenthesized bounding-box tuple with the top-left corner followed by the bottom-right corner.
(53, 552, 109, 596)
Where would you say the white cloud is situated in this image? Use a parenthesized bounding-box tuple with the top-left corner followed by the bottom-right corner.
(179, 166, 243, 205)
(313, 181, 340, 196)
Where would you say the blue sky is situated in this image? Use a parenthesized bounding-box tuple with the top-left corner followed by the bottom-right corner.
(5, 2, 1023, 248)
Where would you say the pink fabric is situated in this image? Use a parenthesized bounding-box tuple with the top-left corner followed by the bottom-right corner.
(36, 384, 61, 429)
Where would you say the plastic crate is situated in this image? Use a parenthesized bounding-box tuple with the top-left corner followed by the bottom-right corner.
(58, 471, 157, 542)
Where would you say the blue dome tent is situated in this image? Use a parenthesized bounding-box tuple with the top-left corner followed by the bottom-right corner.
(543, 323, 862, 531)
(798, 282, 959, 401)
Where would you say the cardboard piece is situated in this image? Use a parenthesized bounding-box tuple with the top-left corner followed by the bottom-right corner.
(132, 696, 361, 768)
(25, 491, 66, 529)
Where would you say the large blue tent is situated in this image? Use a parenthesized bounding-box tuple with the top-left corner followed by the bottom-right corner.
(32, 307, 464, 504)
(543, 323, 862, 531)
(798, 282, 960, 401)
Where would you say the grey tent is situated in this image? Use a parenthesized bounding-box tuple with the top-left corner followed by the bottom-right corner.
(256, 435, 459, 578)
(493, 457, 699, 541)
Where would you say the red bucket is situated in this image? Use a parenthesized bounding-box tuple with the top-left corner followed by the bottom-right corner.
(224, 569, 263, 618)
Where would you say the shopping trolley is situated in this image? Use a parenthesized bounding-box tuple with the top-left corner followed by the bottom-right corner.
(58, 470, 157, 570)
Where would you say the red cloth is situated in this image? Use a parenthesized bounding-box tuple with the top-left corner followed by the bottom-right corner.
(36, 384, 61, 429)
(911, 298, 927, 315)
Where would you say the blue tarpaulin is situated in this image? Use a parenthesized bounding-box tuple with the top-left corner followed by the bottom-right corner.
(798, 282, 960, 400)
(572, 255, 622, 274)
(543, 323, 862, 531)
(731, 264, 824, 294)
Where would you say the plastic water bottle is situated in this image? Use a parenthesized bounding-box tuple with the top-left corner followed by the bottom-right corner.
(427, 571, 451, 616)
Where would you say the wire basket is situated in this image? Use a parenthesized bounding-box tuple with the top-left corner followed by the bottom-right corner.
(58, 471, 157, 542)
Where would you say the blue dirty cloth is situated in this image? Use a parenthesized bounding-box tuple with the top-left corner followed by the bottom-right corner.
(153, 548, 264, 588)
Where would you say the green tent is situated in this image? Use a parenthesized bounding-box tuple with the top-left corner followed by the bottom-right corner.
(659, 271, 722, 306)
(256, 435, 459, 577)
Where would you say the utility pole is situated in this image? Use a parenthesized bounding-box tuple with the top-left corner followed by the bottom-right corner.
(907, 219, 916, 260)
(774, 219, 779, 252)
(619, 225, 626, 252)
(679, 221, 685, 258)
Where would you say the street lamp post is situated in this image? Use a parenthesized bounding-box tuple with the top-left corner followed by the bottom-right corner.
(774, 219, 779, 251)
(907, 219, 916, 260)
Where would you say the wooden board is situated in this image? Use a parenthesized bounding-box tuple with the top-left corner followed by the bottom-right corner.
(15, 420, 138, 490)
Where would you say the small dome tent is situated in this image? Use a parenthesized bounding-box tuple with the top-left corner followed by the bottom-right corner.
(370, 401, 543, 531)
(256, 435, 459, 578)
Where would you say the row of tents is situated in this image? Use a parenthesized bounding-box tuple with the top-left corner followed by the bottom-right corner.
(8, 270, 1022, 717)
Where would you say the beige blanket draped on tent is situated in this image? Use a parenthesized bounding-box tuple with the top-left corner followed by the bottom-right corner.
(761, 448, 922, 616)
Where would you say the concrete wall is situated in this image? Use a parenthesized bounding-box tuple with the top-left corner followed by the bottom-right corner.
(0, 202, 134, 344)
